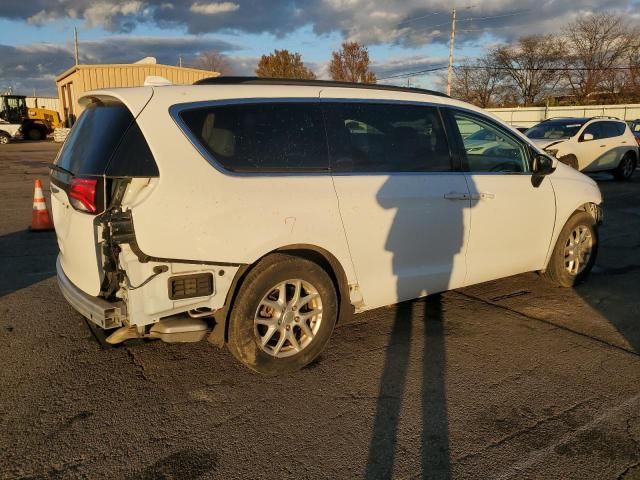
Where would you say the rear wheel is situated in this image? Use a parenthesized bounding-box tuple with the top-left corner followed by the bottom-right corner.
(543, 211, 598, 287)
(0, 133, 10, 145)
(227, 253, 338, 375)
(26, 128, 44, 141)
(613, 152, 636, 181)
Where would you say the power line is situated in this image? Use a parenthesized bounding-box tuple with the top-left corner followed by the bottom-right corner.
(396, 4, 476, 28)
(377, 65, 449, 81)
(396, 12, 445, 27)
(454, 9, 532, 24)
(458, 65, 640, 72)
(377, 64, 640, 82)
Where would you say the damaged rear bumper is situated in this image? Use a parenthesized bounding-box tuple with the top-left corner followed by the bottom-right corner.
(56, 256, 126, 329)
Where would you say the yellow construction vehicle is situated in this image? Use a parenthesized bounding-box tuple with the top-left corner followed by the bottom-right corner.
(0, 95, 61, 141)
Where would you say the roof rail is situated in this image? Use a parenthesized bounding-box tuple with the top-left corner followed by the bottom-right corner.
(541, 115, 622, 122)
(192, 76, 449, 98)
(540, 116, 580, 121)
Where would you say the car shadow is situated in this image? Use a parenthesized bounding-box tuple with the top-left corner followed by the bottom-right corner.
(0, 229, 58, 298)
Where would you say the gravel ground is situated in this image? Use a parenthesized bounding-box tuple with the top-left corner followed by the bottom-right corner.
(0, 141, 639, 479)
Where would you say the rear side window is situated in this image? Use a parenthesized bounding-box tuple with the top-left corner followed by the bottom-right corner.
(323, 103, 451, 172)
(178, 103, 328, 172)
(54, 102, 158, 177)
(602, 121, 626, 138)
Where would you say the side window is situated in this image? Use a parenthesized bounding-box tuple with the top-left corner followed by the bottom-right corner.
(451, 112, 528, 173)
(583, 122, 604, 140)
(601, 122, 616, 139)
(178, 103, 328, 172)
(323, 103, 451, 172)
(604, 122, 626, 137)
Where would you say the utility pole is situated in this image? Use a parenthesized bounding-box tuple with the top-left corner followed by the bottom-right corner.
(73, 27, 79, 66)
(446, 7, 457, 96)
(179, 55, 183, 68)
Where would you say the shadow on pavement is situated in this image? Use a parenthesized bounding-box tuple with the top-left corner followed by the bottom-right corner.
(0, 229, 57, 298)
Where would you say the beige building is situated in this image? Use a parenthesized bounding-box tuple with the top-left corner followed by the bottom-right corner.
(55, 62, 219, 125)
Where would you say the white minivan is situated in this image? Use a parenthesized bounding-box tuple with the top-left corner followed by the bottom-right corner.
(51, 78, 603, 375)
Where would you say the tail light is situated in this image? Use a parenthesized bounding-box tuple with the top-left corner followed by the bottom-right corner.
(69, 178, 98, 213)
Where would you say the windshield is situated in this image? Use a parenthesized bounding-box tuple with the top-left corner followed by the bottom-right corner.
(526, 120, 585, 140)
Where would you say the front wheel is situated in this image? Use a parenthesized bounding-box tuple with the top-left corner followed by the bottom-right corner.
(543, 211, 598, 287)
(227, 253, 338, 375)
(0, 133, 10, 145)
(613, 153, 636, 181)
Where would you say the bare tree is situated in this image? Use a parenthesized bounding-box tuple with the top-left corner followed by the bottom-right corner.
(193, 50, 233, 75)
(492, 35, 563, 106)
(329, 41, 376, 83)
(563, 13, 635, 102)
(622, 44, 640, 102)
(255, 49, 316, 79)
(450, 55, 503, 107)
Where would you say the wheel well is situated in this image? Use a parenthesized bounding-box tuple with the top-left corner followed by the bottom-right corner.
(624, 150, 637, 161)
(212, 245, 354, 346)
(574, 202, 602, 223)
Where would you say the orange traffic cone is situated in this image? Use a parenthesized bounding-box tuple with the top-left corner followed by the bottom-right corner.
(30, 179, 53, 231)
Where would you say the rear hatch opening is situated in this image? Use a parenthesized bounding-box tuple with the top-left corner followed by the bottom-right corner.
(50, 97, 159, 298)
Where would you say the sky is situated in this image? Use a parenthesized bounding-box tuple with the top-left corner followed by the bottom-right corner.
(1, 0, 639, 96)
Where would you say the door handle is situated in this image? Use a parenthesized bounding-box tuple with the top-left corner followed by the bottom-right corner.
(600, 144, 606, 148)
(470, 192, 496, 200)
(443, 192, 469, 200)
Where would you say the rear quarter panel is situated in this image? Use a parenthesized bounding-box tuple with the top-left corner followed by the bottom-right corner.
(127, 86, 359, 286)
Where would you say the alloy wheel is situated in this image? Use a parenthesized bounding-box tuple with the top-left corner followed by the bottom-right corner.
(254, 279, 323, 358)
(564, 225, 593, 275)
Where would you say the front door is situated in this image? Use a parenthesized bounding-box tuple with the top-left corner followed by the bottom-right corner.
(446, 109, 556, 286)
(321, 97, 471, 310)
(575, 121, 609, 171)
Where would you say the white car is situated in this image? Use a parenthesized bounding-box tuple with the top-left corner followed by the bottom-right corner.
(51, 78, 603, 374)
(0, 120, 21, 144)
(526, 117, 638, 180)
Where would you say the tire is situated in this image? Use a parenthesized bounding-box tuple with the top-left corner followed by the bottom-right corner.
(227, 253, 338, 375)
(0, 133, 10, 145)
(26, 128, 43, 141)
(558, 154, 579, 170)
(613, 152, 636, 181)
(543, 211, 598, 287)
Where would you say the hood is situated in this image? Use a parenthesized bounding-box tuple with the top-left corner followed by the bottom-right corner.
(528, 138, 568, 150)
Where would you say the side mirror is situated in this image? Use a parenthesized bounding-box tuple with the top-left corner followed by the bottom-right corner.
(531, 153, 556, 187)
(581, 133, 594, 142)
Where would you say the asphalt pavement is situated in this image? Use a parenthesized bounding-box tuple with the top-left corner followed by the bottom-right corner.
(0, 141, 639, 479)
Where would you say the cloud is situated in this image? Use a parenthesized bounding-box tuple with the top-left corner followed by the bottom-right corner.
(0, 36, 242, 96)
(1, 0, 638, 95)
(1, 0, 638, 43)
(189, 2, 239, 15)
